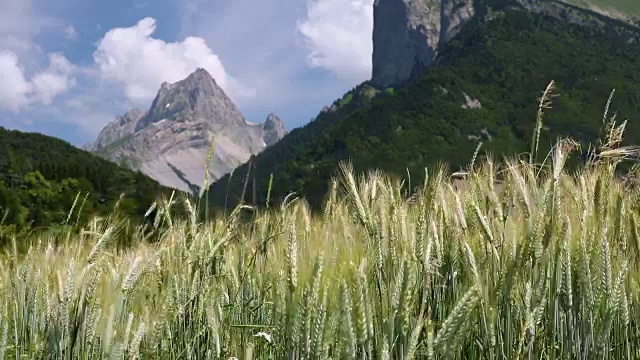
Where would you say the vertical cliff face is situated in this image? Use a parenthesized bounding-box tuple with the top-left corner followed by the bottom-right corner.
(440, 0, 477, 42)
(371, 0, 475, 88)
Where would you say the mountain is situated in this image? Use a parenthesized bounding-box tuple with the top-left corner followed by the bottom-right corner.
(0, 126, 179, 234)
(371, 0, 475, 88)
(371, 0, 640, 88)
(206, 0, 640, 210)
(85, 68, 287, 194)
(83, 109, 146, 152)
(263, 113, 288, 146)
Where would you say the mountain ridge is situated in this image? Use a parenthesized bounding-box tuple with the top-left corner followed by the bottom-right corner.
(372, 0, 640, 89)
(205, 0, 640, 210)
(85, 68, 287, 194)
(83, 108, 145, 152)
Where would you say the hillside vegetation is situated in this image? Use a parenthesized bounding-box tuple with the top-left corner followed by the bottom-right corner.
(567, 0, 640, 20)
(1, 112, 640, 357)
(207, 7, 640, 210)
(0, 126, 181, 239)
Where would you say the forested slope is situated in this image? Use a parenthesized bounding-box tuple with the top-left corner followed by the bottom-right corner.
(207, 8, 640, 209)
(0, 127, 180, 234)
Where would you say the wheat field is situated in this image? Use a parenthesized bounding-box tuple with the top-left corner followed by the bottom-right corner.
(2, 88, 640, 359)
(3, 151, 640, 359)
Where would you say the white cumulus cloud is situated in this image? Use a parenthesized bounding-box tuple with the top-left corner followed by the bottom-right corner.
(93, 17, 254, 105)
(0, 51, 76, 112)
(31, 53, 76, 105)
(0, 0, 76, 113)
(0, 51, 33, 111)
(64, 25, 77, 40)
(297, 0, 374, 81)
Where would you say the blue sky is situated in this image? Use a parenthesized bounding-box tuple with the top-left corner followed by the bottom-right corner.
(0, 0, 374, 147)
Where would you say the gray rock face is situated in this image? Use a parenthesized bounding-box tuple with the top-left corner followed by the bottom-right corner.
(262, 113, 288, 146)
(461, 92, 482, 109)
(136, 68, 247, 132)
(371, 0, 475, 88)
(83, 109, 145, 152)
(85, 68, 286, 194)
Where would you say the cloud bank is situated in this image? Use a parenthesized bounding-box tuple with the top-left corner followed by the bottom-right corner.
(297, 0, 374, 81)
(0, 51, 76, 112)
(93, 17, 255, 105)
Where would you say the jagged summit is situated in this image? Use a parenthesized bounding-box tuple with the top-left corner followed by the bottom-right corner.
(85, 68, 287, 193)
(158, 68, 215, 88)
(263, 113, 288, 146)
(136, 67, 244, 131)
(83, 108, 146, 152)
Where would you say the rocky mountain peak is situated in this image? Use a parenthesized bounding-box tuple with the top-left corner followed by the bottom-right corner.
(136, 67, 243, 132)
(83, 108, 146, 151)
(120, 108, 146, 123)
(85, 68, 287, 193)
(263, 113, 288, 146)
(264, 112, 281, 124)
(191, 67, 218, 82)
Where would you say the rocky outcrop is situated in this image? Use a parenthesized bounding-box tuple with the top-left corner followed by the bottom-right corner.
(86, 68, 286, 194)
(83, 109, 145, 152)
(371, 0, 475, 88)
(135, 68, 249, 132)
(461, 92, 481, 109)
(262, 113, 287, 146)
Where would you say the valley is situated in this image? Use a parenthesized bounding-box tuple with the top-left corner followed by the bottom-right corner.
(2, 0, 640, 358)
